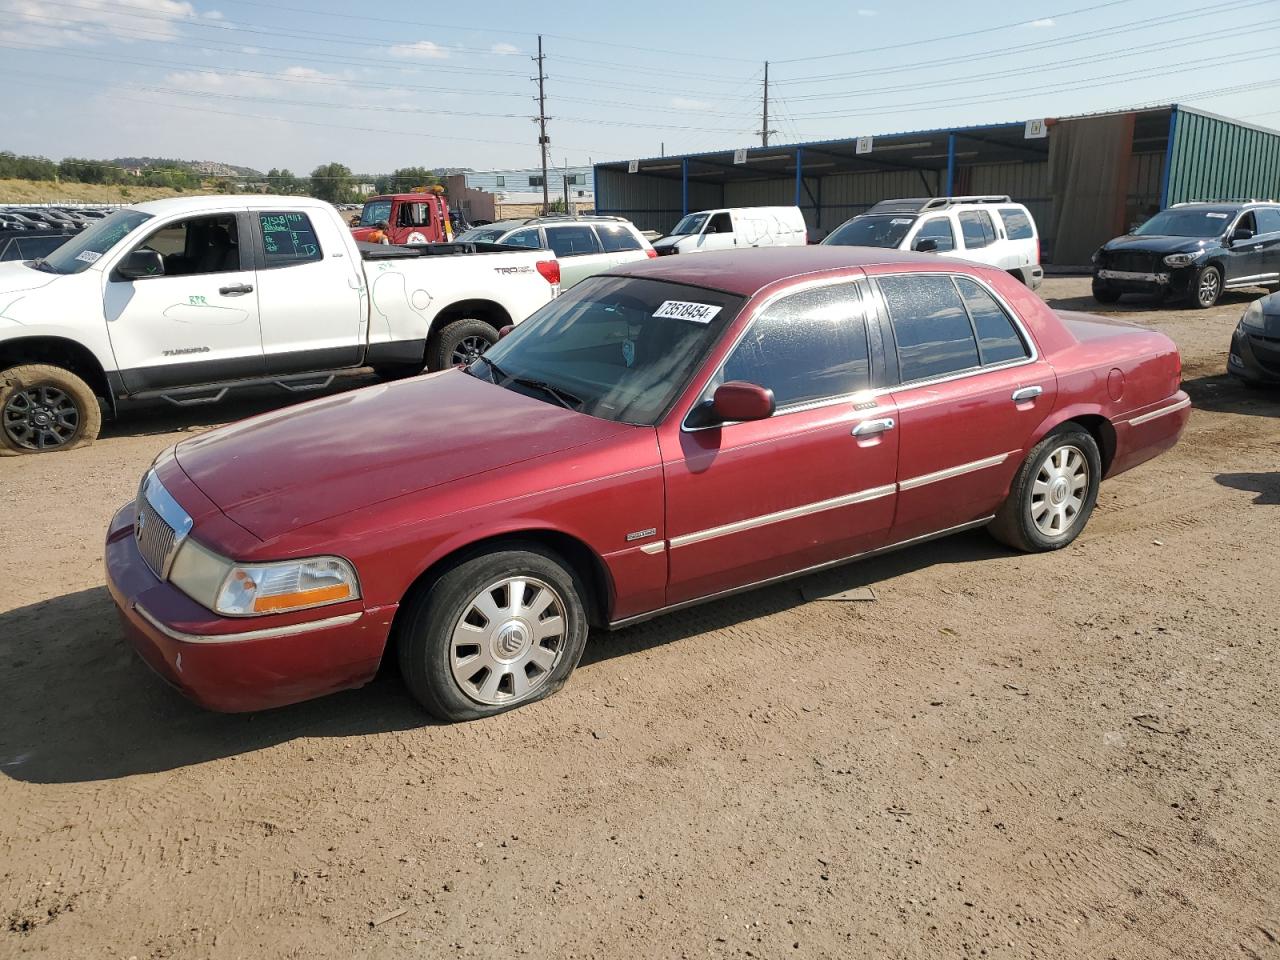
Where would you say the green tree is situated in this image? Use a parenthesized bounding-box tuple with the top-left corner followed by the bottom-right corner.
(266, 167, 304, 195)
(309, 162, 353, 203)
(374, 167, 440, 194)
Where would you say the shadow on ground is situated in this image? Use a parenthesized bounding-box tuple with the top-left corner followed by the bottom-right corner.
(1182, 372, 1280, 418)
(1215, 472, 1280, 505)
(1, 531, 1006, 785)
(1040, 287, 1265, 315)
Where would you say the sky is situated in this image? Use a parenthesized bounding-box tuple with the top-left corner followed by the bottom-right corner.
(1, 0, 1277, 175)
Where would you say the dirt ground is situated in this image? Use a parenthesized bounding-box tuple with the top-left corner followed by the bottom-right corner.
(1, 276, 1277, 960)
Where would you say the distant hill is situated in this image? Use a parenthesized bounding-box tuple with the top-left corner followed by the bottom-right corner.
(110, 157, 262, 177)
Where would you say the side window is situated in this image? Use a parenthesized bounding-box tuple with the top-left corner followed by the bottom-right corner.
(958, 211, 995, 249)
(501, 228, 542, 249)
(955, 277, 1029, 365)
(495, 176, 505, 187)
(545, 225, 601, 258)
(397, 202, 430, 227)
(707, 212, 733, 234)
(914, 218, 955, 252)
(595, 224, 642, 252)
(721, 283, 871, 408)
(258, 211, 322, 267)
(1236, 211, 1258, 235)
(1255, 208, 1280, 234)
(878, 274, 980, 382)
(998, 208, 1035, 240)
(135, 214, 242, 276)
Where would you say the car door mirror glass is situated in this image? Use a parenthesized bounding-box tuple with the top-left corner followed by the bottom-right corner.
(116, 249, 165, 280)
(1230, 226, 1254, 244)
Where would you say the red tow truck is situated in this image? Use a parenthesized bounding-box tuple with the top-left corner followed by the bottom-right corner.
(351, 187, 454, 245)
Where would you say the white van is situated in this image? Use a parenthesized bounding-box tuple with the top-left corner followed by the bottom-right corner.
(822, 196, 1044, 289)
(653, 206, 807, 256)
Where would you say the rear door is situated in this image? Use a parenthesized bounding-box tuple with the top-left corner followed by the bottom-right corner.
(593, 223, 650, 268)
(1223, 210, 1278, 288)
(544, 223, 607, 288)
(252, 209, 364, 375)
(659, 279, 899, 605)
(957, 210, 1000, 267)
(872, 271, 1056, 543)
(1253, 208, 1280, 284)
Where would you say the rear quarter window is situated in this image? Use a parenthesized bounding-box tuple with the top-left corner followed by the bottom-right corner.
(955, 277, 1030, 365)
(595, 224, 642, 252)
(878, 274, 981, 382)
(997, 208, 1036, 240)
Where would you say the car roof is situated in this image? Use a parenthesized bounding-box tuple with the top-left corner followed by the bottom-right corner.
(129, 194, 339, 217)
(605, 247, 953, 297)
(1169, 201, 1280, 212)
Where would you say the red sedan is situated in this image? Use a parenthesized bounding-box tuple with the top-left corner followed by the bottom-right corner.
(104, 248, 1190, 721)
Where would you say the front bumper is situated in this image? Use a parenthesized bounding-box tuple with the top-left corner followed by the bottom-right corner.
(1229, 325, 1280, 384)
(104, 503, 395, 712)
(1093, 266, 1196, 298)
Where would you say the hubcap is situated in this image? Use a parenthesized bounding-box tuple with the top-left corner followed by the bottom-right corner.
(2, 384, 81, 451)
(450, 576, 566, 705)
(1199, 271, 1219, 304)
(1030, 444, 1089, 537)
(451, 335, 491, 366)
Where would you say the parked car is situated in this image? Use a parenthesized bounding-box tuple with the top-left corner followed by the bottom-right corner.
(0, 229, 74, 263)
(1228, 292, 1280, 385)
(458, 216, 655, 288)
(822, 196, 1044, 290)
(0, 195, 561, 455)
(652, 206, 806, 255)
(7, 208, 78, 229)
(1092, 201, 1280, 308)
(104, 247, 1189, 720)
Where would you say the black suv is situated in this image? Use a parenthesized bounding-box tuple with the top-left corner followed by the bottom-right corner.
(1091, 201, 1280, 309)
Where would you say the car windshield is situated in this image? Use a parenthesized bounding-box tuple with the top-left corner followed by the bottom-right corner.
(1133, 209, 1233, 238)
(359, 200, 393, 226)
(824, 214, 916, 248)
(669, 213, 708, 236)
(36, 209, 153, 274)
(472, 276, 745, 425)
(457, 227, 509, 243)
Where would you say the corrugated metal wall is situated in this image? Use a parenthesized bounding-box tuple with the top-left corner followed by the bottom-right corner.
(594, 167, 721, 232)
(1125, 151, 1165, 231)
(963, 161, 1052, 242)
(1166, 109, 1280, 205)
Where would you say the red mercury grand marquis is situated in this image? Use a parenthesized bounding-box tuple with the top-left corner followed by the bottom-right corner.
(105, 248, 1191, 721)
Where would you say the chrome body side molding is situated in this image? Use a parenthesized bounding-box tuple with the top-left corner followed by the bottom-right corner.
(1127, 396, 1191, 427)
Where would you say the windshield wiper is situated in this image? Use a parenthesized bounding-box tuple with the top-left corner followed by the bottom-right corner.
(509, 376, 583, 411)
(473, 354, 507, 382)
(29, 257, 55, 273)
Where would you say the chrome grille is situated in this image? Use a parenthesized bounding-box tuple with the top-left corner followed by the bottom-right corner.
(134, 471, 193, 580)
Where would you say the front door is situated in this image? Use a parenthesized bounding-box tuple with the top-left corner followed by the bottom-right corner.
(252, 209, 365, 374)
(103, 210, 265, 393)
(872, 271, 1056, 543)
(699, 211, 736, 251)
(659, 279, 899, 605)
(1223, 210, 1280, 289)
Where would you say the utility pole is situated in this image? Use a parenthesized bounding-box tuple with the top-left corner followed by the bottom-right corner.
(759, 60, 777, 147)
(563, 157, 571, 215)
(534, 36, 550, 214)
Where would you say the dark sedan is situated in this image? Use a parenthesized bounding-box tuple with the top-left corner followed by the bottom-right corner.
(1229, 293, 1280, 385)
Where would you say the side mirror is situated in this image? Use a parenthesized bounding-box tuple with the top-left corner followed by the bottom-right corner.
(116, 249, 165, 280)
(1230, 226, 1254, 244)
(710, 381, 775, 423)
(913, 237, 938, 253)
(498, 324, 515, 340)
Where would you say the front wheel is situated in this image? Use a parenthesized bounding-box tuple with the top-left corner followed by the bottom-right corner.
(427, 318, 499, 371)
(0, 363, 102, 456)
(988, 427, 1102, 552)
(1091, 282, 1121, 304)
(397, 545, 590, 721)
(1190, 265, 1222, 309)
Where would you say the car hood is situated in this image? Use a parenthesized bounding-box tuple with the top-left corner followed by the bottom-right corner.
(0, 260, 61, 301)
(651, 236, 686, 250)
(174, 370, 633, 541)
(1100, 234, 1217, 256)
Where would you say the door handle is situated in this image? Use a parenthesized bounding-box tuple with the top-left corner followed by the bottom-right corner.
(1012, 385, 1043, 403)
(219, 283, 254, 295)
(852, 417, 895, 437)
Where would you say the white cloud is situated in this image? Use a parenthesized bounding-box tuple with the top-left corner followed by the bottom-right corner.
(490, 42, 520, 56)
(671, 96, 712, 110)
(0, 0, 196, 47)
(856, 8, 876, 15)
(203, 9, 224, 19)
(1027, 17, 1055, 27)
(389, 40, 450, 60)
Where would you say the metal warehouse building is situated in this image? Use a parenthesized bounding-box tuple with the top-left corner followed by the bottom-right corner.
(594, 105, 1280, 265)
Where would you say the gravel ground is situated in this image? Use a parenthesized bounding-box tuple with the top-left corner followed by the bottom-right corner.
(1, 276, 1277, 960)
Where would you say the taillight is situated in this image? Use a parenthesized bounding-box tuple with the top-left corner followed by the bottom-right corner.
(536, 259, 560, 285)
(645, 248, 658, 259)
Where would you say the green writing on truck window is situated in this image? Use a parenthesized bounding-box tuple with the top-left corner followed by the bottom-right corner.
(258, 211, 322, 264)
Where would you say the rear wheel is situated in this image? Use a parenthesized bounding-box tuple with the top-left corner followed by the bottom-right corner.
(427, 318, 499, 371)
(397, 545, 590, 721)
(0, 363, 101, 456)
(988, 427, 1101, 552)
(1190, 265, 1222, 309)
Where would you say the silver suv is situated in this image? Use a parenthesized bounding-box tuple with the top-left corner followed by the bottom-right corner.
(457, 216, 655, 288)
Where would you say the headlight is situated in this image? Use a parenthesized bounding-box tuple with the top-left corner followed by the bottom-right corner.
(1240, 300, 1266, 332)
(1090, 249, 1102, 264)
(1163, 253, 1196, 268)
(169, 539, 360, 617)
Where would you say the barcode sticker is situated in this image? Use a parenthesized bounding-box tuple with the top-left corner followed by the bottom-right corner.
(74, 250, 102, 263)
(653, 300, 722, 323)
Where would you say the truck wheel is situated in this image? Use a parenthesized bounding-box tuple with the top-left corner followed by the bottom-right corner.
(0, 364, 101, 456)
(427, 318, 499, 371)
(397, 544, 590, 721)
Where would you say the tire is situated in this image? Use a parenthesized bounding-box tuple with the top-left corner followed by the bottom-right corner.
(426, 318, 499, 372)
(988, 426, 1102, 553)
(1190, 265, 1222, 309)
(0, 363, 101, 456)
(397, 545, 590, 722)
(1091, 283, 1121, 304)
(371, 362, 424, 381)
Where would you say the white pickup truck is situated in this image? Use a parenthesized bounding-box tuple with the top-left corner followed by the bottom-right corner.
(0, 195, 560, 454)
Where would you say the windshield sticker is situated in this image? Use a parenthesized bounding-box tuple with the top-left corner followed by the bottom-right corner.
(1206, 212, 1229, 219)
(74, 250, 102, 264)
(891, 218, 913, 225)
(654, 300, 722, 324)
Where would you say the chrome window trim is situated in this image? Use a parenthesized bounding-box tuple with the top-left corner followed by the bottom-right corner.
(134, 604, 362, 645)
(898, 451, 1016, 491)
(1127, 396, 1190, 426)
(669, 483, 896, 549)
